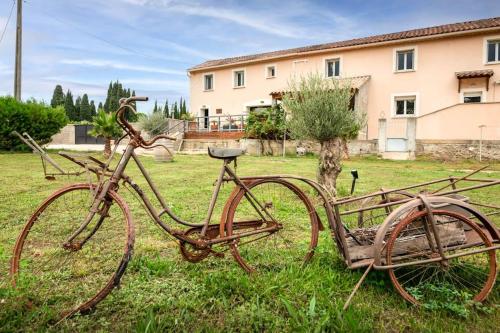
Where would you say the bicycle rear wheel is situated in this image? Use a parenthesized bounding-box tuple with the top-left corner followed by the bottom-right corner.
(11, 183, 134, 319)
(222, 179, 319, 273)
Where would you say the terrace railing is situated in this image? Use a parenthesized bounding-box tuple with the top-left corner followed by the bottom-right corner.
(187, 114, 248, 132)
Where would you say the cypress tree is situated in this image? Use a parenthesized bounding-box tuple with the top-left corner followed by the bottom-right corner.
(98, 101, 103, 111)
(109, 81, 120, 113)
(183, 99, 187, 115)
(74, 96, 82, 121)
(90, 100, 97, 118)
(163, 99, 169, 118)
(50, 85, 65, 108)
(64, 90, 76, 121)
(80, 94, 91, 121)
(173, 102, 179, 119)
(153, 100, 159, 113)
(104, 82, 112, 112)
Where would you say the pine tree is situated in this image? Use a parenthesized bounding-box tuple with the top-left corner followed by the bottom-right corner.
(90, 100, 97, 118)
(80, 94, 91, 121)
(74, 96, 82, 121)
(163, 99, 169, 118)
(64, 90, 76, 121)
(50, 85, 65, 108)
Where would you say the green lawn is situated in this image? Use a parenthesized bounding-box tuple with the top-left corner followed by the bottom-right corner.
(0, 152, 498, 332)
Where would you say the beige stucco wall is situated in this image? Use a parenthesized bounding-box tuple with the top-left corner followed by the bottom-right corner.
(190, 31, 500, 141)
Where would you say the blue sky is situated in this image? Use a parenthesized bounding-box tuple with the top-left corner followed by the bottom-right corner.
(0, 0, 499, 112)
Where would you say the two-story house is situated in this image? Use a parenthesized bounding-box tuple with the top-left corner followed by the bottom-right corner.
(188, 17, 500, 158)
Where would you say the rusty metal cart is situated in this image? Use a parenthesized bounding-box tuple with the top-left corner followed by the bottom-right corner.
(314, 169, 500, 309)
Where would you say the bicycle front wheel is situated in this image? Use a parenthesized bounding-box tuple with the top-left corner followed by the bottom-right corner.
(222, 179, 319, 273)
(11, 183, 134, 319)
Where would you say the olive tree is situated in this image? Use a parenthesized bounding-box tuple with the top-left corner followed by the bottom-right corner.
(282, 73, 365, 195)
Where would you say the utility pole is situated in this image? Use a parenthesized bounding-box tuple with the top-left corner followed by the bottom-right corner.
(14, 0, 22, 101)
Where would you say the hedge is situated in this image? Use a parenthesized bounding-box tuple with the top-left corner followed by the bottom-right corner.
(0, 97, 68, 151)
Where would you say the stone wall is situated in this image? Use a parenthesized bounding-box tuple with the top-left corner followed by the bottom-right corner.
(50, 125, 75, 144)
(180, 138, 378, 156)
(416, 140, 500, 161)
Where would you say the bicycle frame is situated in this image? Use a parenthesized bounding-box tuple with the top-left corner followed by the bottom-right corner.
(65, 143, 281, 247)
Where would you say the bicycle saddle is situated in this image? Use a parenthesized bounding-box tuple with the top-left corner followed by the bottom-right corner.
(207, 147, 246, 160)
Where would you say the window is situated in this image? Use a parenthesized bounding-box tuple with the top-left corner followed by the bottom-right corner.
(463, 91, 482, 103)
(203, 74, 213, 91)
(266, 65, 276, 78)
(234, 70, 245, 87)
(487, 39, 500, 63)
(394, 96, 416, 116)
(396, 49, 414, 71)
(325, 58, 340, 77)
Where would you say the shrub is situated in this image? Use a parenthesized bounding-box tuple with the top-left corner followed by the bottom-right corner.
(0, 97, 68, 151)
(244, 105, 286, 155)
(138, 112, 170, 136)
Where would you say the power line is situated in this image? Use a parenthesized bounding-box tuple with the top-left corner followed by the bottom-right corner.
(0, 0, 16, 47)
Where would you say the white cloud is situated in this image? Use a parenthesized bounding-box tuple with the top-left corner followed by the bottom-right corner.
(120, 0, 354, 40)
(60, 58, 186, 75)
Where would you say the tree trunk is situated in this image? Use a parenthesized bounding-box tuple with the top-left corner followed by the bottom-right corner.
(318, 138, 343, 196)
(104, 138, 112, 158)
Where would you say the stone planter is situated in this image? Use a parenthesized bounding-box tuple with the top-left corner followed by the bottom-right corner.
(153, 139, 173, 162)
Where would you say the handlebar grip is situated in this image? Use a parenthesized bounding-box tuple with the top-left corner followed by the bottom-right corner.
(119, 96, 149, 106)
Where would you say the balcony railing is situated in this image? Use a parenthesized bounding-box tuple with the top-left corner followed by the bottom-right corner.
(187, 114, 248, 132)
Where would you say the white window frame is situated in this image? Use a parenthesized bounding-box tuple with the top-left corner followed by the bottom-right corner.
(203, 73, 214, 91)
(232, 68, 246, 88)
(323, 56, 342, 78)
(265, 64, 277, 79)
(391, 92, 419, 118)
(459, 87, 487, 103)
(393, 46, 417, 73)
(484, 35, 500, 65)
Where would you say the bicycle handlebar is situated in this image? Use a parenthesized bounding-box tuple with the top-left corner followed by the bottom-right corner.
(116, 96, 176, 147)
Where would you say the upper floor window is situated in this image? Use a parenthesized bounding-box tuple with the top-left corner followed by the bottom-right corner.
(234, 70, 245, 88)
(487, 39, 500, 63)
(394, 95, 416, 116)
(396, 49, 414, 71)
(325, 58, 340, 77)
(266, 65, 276, 78)
(463, 91, 482, 103)
(204, 74, 213, 91)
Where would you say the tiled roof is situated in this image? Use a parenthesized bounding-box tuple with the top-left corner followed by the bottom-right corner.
(189, 17, 500, 72)
(455, 69, 494, 78)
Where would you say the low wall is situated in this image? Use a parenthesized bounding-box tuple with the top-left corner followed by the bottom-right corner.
(241, 139, 378, 157)
(417, 140, 500, 161)
(50, 125, 75, 144)
(180, 138, 377, 156)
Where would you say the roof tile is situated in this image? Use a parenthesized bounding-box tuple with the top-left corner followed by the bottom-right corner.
(189, 17, 500, 71)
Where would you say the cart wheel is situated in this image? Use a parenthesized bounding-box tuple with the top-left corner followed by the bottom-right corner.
(357, 191, 415, 228)
(386, 209, 497, 305)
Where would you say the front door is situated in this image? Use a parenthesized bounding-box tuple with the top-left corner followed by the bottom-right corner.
(201, 108, 209, 129)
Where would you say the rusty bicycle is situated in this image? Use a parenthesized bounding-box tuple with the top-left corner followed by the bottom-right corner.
(10, 96, 321, 319)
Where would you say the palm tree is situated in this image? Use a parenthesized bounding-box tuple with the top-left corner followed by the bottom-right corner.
(89, 110, 123, 158)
